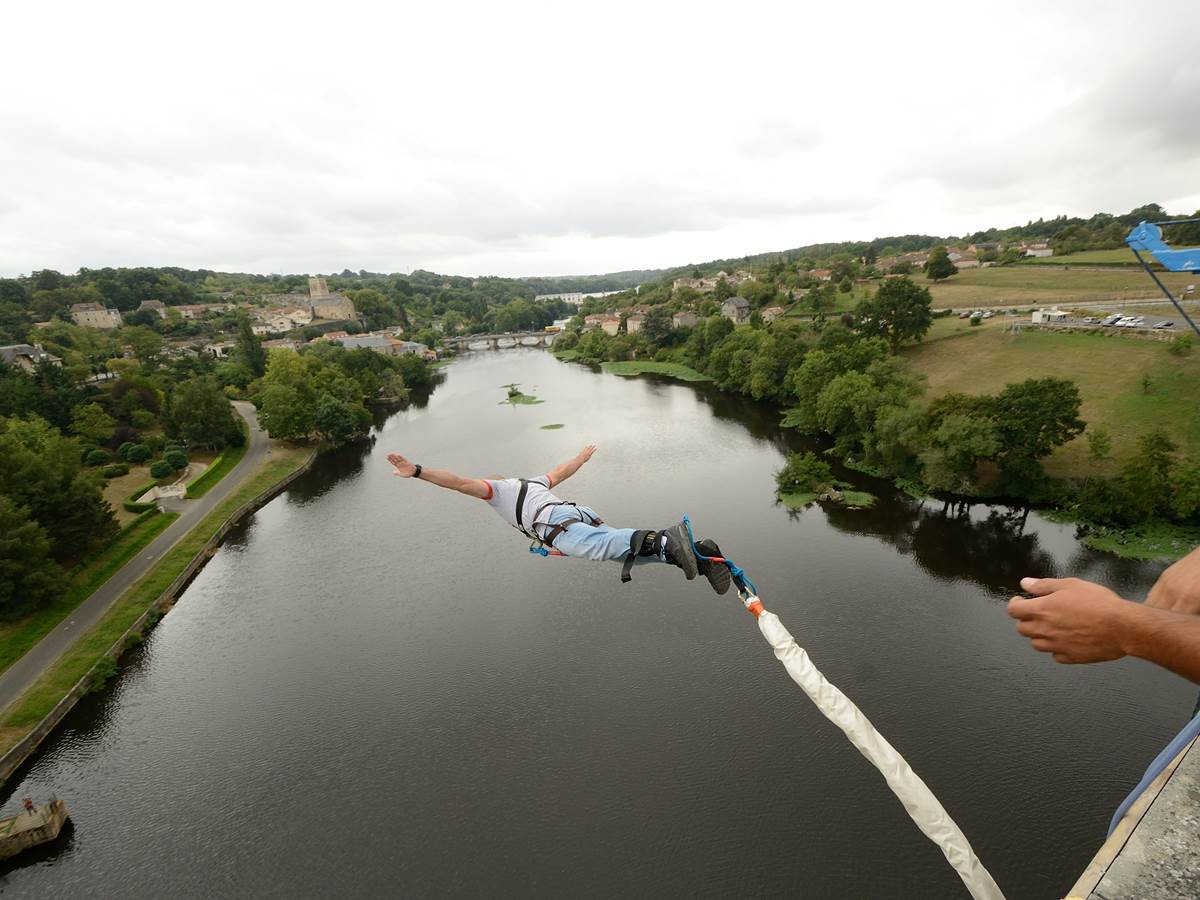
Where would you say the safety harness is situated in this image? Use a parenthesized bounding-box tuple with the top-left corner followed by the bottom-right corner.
(515, 478, 603, 555)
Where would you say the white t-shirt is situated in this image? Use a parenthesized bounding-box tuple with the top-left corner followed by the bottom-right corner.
(483, 476, 565, 533)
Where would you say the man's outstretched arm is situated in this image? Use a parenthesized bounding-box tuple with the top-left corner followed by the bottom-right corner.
(1008, 576, 1200, 684)
(387, 452, 490, 499)
(546, 444, 597, 488)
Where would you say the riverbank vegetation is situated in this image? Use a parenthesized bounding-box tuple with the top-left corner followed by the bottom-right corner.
(0, 446, 311, 756)
(600, 361, 710, 381)
(553, 276, 1200, 557)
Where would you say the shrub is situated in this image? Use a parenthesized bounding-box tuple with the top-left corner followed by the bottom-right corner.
(775, 451, 835, 494)
(164, 449, 188, 471)
(117, 441, 137, 460)
(149, 459, 173, 479)
(1168, 334, 1194, 356)
(85, 448, 110, 466)
(163, 442, 184, 455)
(969, 315, 983, 327)
(126, 444, 152, 463)
(101, 463, 130, 478)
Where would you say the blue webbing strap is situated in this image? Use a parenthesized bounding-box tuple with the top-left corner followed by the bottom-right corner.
(1108, 709, 1200, 836)
(681, 513, 758, 597)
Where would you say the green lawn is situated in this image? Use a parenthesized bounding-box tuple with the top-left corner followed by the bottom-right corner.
(600, 361, 712, 382)
(918, 266, 1195, 308)
(0, 510, 178, 675)
(1017, 249, 1143, 267)
(902, 318, 1200, 475)
(0, 447, 312, 753)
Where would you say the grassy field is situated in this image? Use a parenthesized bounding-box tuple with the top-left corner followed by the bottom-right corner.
(601, 361, 712, 381)
(902, 317, 1200, 475)
(102, 466, 155, 526)
(0, 510, 178, 675)
(0, 446, 312, 754)
(918, 266, 1195, 308)
(1018, 249, 1143, 267)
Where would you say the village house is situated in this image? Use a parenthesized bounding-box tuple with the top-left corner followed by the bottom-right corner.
(761, 306, 786, 323)
(69, 302, 123, 329)
(337, 333, 394, 353)
(137, 299, 168, 319)
(204, 341, 235, 358)
(809, 269, 833, 282)
(671, 269, 756, 294)
(1021, 242, 1053, 258)
(672, 310, 699, 329)
(307, 275, 357, 321)
(721, 297, 751, 325)
(0, 343, 62, 372)
(625, 314, 645, 334)
(175, 303, 228, 320)
(583, 313, 621, 334)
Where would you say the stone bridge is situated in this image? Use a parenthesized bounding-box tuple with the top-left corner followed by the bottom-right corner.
(442, 330, 558, 350)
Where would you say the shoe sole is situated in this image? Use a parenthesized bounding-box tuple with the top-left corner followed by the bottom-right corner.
(695, 541, 732, 595)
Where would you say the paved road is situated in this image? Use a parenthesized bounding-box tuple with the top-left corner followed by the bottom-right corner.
(0, 401, 269, 713)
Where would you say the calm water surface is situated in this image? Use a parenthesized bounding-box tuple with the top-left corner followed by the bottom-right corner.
(1, 350, 1190, 898)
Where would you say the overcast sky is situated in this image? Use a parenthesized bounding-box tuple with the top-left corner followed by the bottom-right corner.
(3, 1, 1198, 279)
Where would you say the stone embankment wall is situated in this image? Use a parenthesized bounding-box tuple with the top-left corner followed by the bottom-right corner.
(0, 449, 318, 786)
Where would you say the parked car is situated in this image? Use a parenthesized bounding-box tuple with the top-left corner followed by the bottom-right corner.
(958, 310, 971, 319)
(1082, 316, 1101, 324)
(1154, 320, 1175, 329)
(981, 310, 994, 318)
(1101, 314, 1123, 326)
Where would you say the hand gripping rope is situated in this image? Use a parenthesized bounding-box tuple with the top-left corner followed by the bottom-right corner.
(682, 515, 1005, 900)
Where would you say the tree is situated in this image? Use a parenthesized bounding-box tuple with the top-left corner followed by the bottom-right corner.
(236, 312, 267, 377)
(991, 378, 1085, 460)
(166, 376, 241, 448)
(1087, 427, 1112, 464)
(0, 497, 67, 617)
(714, 277, 735, 301)
(924, 246, 958, 282)
(0, 415, 116, 559)
(257, 384, 314, 440)
(313, 393, 359, 443)
(855, 277, 933, 353)
(122, 325, 165, 369)
(921, 414, 1000, 494)
(641, 306, 673, 347)
(70, 402, 117, 444)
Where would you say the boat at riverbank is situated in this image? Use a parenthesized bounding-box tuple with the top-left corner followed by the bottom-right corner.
(0, 800, 68, 860)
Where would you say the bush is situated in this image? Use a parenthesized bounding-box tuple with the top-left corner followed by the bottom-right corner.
(969, 315, 983, 327)
(149, 459, 174, 479)
(126, 443, 152, 463)
(101, 463, 130, 478)
(163, 442, 184, 455)
(117, 441, 137, 460)
(85, 448, 110, 466)
(1168, 334, 1194, 356)
(164, 449, 188, 471)
(776, 451, 834, 494)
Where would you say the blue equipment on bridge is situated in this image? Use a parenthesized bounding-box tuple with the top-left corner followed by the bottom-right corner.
(1125, 220, 1200, 336)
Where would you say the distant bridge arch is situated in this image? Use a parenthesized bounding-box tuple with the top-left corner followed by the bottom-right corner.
(443, 330, 558, 351)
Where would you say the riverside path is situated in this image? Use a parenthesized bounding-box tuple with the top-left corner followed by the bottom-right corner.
(0, 401, 270, 713)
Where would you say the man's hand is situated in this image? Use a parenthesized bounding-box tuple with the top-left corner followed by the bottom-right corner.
(1146, 546, 1200, 615)
(576, 444, 597, 463)
(1007, 577, 1134, 664)
(387, 452, 417, 477)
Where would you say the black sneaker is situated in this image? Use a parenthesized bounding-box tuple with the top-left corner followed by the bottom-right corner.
(694, 539, 732, 595)
(659, 522, 698, 580)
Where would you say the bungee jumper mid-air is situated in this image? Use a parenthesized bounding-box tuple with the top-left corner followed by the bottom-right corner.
(387, 443, 1006, 899)
(387, 445, 732, 594)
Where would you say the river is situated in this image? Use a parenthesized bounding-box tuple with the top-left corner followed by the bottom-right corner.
(1, 350, 1191, 898)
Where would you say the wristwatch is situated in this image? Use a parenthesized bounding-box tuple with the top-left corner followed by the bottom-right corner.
(413, 464, 423, 479)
